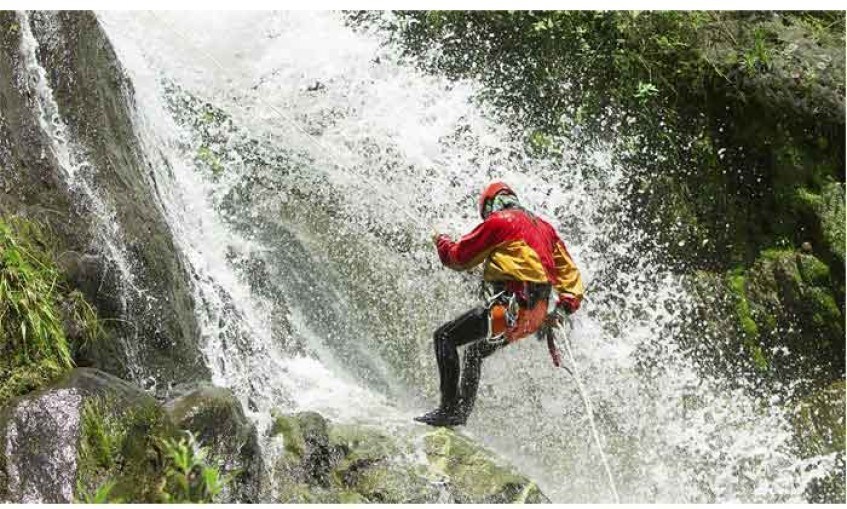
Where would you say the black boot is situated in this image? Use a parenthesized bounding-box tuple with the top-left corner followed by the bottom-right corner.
(414, 404, 467, 427)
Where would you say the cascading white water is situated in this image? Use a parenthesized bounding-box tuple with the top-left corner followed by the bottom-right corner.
(16, 11, 148, 383)
(96, 11, 839, 503)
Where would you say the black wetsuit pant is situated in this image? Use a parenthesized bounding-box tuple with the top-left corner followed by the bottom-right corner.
(433, 307, 505, 414)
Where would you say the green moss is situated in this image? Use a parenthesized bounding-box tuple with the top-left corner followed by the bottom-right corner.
(329, 423, 400, 464)
(796, 184, 846, 265)
(0, 216, 100, 406)
(726, 269, 768, 372)
(267, 411, 546, 503)
(728, 270, 759, 338)
(797, 254, 831, 287)
(805, 287, 841, 328)
(794, 381, 846, 456)
(818, 183, 845, 263)
(423, 428, 536, 502)
(273, 483, 370, 503)
(196, 145, 224, 176)
(270, 412, 306, 459)
(336, 490, 369, 503)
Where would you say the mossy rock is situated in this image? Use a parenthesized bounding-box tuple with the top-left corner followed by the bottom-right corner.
(270, 413, 308, 460)
(164, 386, 263, 502)
(793, 380, 846, 503)
(267, 410, 547, 503)
(794, 380, 846, 457)
(0, 368, 175, 503)
(739, 249, 844, 378)
(818, 183, 845, 265)
(796, 253, 832, 288)
(798, 183, 846, 265)
(724, 269, 769, 372)
(422, 428, 547, 503)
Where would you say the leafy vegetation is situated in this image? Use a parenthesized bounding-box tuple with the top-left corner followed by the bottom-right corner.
(0, 216, 102, 406)
(158, 431, 229, 503)
(77, 480, 120, 504)
(356, 10, 844, 266)
(76, 396, 165, 503)
(353, 11, 845, 385)
(75, 396, 229, 503)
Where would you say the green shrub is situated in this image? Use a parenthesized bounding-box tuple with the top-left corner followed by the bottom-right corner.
(158, 431, 229, 503)
(76, 397, 229, 503)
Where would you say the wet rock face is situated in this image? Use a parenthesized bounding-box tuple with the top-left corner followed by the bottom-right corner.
(743, 250, 844, 378)
(164, 386, 263, 502)
(689, 248, 844, 382)
(0, 368, 158, 503)
(0, 10, 209, 389)
(794, 381, 846, 502)
(0, 389, 82, 503)
(267, 411, 549, 503)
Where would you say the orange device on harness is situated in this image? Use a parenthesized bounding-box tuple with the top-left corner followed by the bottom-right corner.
(487, 282, 552, 344)
(489, 299, 549, 343)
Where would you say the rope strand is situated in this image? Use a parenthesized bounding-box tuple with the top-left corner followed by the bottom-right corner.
(557, 323, 621, 503)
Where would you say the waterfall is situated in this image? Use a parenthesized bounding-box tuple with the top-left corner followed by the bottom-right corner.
(95, 11, 838, 503)
(16, 11, 146, 383)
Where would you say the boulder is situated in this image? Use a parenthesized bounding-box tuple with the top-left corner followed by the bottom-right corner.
(267, 411, 548, 503)
(0, 368, 170, 503)
(164, 386, 262, 502)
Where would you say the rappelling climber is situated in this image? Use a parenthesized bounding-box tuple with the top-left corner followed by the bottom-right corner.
(415, 181, 584, 427)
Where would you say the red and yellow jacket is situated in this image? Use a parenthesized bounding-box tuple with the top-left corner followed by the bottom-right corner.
(436, 208, 584, 312)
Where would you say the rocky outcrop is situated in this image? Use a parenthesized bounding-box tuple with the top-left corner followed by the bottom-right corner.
(0, 368, 169, 503)
(2, 377, 550, 503)
(0, 371, 269, 503)
(0, 11, 208, 388)
(267, 411, 549, 503)
(164, 386, 263, 502)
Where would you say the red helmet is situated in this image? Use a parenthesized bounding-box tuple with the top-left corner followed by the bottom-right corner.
(478, 181, 516, 219)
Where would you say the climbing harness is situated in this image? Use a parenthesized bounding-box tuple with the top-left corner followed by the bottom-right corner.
(483, 282, 552, 346)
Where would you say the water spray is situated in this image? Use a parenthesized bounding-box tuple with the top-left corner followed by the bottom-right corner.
(556, 323, 621, 503)
(141, 11, 439, 238)
(139, 15, 620, 501)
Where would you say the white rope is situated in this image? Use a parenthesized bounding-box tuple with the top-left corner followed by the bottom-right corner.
(557, 324, 621, 503)
(144, 11, 434, 233)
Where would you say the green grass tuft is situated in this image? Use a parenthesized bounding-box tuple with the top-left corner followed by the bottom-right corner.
(0, 216, 104, 406)
(1, 217, 71, 404)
